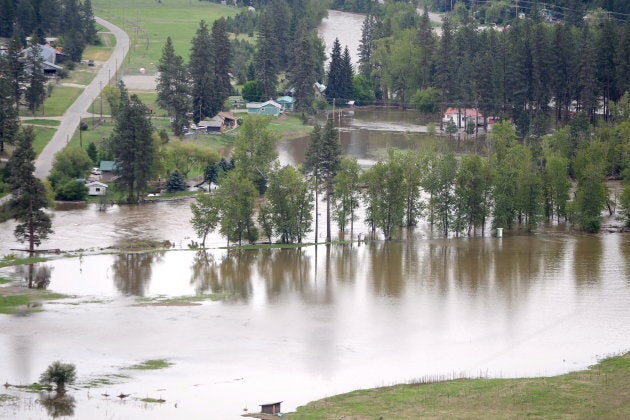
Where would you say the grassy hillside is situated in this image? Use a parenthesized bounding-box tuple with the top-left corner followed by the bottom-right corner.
(288, 353, 630, 419)
(92, 0, 238, 74)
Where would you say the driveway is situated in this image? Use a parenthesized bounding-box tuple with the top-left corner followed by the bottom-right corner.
(33, 17, 130, 179)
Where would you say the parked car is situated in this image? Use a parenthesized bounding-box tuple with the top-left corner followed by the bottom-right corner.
(91, 167, 102, 175)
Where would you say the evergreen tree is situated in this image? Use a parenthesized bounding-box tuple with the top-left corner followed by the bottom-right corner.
(287, 25, 321, 111)
(109, 85, 155, 203)
(326, 38, 343, 101)
(24, 34, 46, 115)
(5, 34, 25, 108)
(165, 170, 188, 192)
(0, 58, 19, 153)
(79, 0, 98, 45)
(211, 17, 232, 115)
(578, 28, 598, 118)
(340, 45, 354, 101)
(358, 14, 376, 79)
(7, 127, 53, 253)
(616, 20, 630, 99)
(157, 37, 190, 135)
(254, 12, 278, 100)
(86, 141, 98, 164)
(189, 20, 214, 123)
(61, 0, 87, 61)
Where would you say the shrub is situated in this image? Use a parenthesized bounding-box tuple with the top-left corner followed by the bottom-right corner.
(39, 361, 77, 392)
(165, 170, 188, 192)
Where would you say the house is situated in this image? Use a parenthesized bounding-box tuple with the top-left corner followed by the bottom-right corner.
(99, 161, 117, 172)
(442, 107, 484, 128)
(218, 111, 238, 129)
(246, 100, 283, 116)
(86, 181, 108, 196)
(276, 96, 296, 112)
(259, 402, 282, 415)
(313, 82, 326, 98)
(20, 43, 63, 75)
(197, 116, 225, 133)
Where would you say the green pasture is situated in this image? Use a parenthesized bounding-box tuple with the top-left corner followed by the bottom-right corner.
(93, 0, 239, 74)
(32, 127, 57, 156)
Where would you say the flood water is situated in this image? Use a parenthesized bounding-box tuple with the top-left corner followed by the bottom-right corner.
(1, 233, 629, 419)
(319, 10, 364, 65)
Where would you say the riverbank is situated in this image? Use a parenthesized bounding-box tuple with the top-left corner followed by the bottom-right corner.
(287, 352, 630, 419)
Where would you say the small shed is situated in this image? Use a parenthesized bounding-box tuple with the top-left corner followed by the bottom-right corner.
(86, 181, 108, 196)
(246, 100, 283, 116)
(260, 401, 282, 415)
(218, 111, 238, 129)
(276, 96, 296, 112)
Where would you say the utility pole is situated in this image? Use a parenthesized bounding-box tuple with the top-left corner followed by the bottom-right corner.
(99, 80, 103, 121)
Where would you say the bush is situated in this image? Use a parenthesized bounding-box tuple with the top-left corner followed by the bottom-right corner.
(39, 361, 77, 392)
(55, 179, 88, 201)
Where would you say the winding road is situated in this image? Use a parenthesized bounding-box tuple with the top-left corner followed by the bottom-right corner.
(33, 17, 129, 179)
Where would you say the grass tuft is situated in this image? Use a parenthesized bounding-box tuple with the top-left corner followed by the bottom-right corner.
(126, 359, 173, 370)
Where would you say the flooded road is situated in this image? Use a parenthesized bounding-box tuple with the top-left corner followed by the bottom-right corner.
(1, 233, 629, 418)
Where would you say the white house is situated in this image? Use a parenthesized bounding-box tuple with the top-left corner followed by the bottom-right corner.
(86, 181, 108, 196)
(442, 107, 484, 128)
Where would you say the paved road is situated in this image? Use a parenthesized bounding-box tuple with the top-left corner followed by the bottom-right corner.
(33, 17, 129, 179)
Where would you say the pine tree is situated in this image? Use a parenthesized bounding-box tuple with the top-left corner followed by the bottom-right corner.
(157, 37, 190, 135)
(7, 127, 53, 253)
(24, 34, 46, 115)
(79, 0, 98, 45)
(254, 12, 278, 100)
(189, 20, 214, 123)
(0, 56, 19, 153)
(341, 45, 354, 101)
(110, 85, 155, 203)
(165, 170, 188, 192)
(5, 33, 25, 108)
(358, 14, 375, 79)
(287, 25, 320, 111)
(210, 17, 232, 116)
(326, 38, 343, 101)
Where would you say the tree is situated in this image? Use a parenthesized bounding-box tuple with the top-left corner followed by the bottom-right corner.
(157, 37, 190, 136)
(0, 58, 19, 154)
(109, 85, 155, 203)
(24, 34, 46, 114)
(165, 170, 188, 193)
(5, 34, 25, 108)
(303, 120, 341, 242)
(210, 17, 232, 115)
(215, 170, 258, 246)
(361, 159, 405, 240)
(232, 116, 278, 194)
(48, 147, 93, 189)
(189, 20, 214, 123)
(358, 14, 376, 79)
(39, 361, 77, 393)
(455, 154, 493, 236)
(542, 153, 570, 222)
(332, 157, 361, 232)
(190, 192, 220, 247)
(266, 164, 313, 243)
(431, 153, 458, 237)
(326, 38, 344, 101)
(167, 141, 218, 179)
(253, 12, 278, 100)
(6, 127, 53, 253)
(86, 141, 98, 164)
(55, 179, 87, 201)
(287, 25, 321, 112)
(241, 80, 264, 102)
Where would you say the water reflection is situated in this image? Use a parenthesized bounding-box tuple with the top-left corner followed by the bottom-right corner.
(574, 234, 603, 285)
(368, 242, 404, 297)
(189, 250, 254, 301)
(112, 252, 164, 296)
(40, 392, 76, 418)
(15, 264, 52, 289)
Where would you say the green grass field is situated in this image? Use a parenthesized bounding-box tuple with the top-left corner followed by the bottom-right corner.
(32, 127, 57, 156)
(38, 86, 83, 117)
(93, 0, 238, 75)
(21, 119, 60, 127)
(288, 353, 630, 419)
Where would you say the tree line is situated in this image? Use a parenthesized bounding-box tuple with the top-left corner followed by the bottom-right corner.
(191, 94, 630, 246)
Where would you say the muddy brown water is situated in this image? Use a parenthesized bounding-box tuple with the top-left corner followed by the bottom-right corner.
(1, 234, 629, 419)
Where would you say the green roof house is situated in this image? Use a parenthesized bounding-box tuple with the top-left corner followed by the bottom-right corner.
(246, 100, 283, 116)
(276, 96, 296, 112)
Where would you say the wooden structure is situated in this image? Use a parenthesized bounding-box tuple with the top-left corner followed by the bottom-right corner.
(260, 401, 282, 415)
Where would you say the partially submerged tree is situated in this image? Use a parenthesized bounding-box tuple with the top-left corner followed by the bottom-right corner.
(7, 127, 53, 253)
(39, 361, 77, 392)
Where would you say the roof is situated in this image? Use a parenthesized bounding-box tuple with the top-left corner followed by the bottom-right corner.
(246, 100, 282, 109)
(86, 181, 108, 188)
(259, 401, 283, 406)
(443, 107, 483, 118)
(218, 111, 237, 120)
(198, 117, 224, 128)
(313, 82, 326, 92)
(99, 161, 117, 171)
(276, 96, 296, 104)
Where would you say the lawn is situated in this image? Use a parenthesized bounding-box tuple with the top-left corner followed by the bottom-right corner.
(92, 0, 239, 74)
(37, 86, 83, 117)
(32, 127, 57, 156)
(288, 353, 630, 419)
(21, 119, 60, 127)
